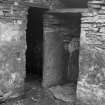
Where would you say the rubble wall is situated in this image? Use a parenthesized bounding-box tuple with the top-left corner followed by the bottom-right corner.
(0, 2, 28, 100)
(77, 0, 105, 105)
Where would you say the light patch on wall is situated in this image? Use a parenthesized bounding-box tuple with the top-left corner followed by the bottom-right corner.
(0, 22, 20, 43)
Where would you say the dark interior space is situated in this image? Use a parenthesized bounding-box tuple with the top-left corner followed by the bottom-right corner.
(25, 7, 81, 84)
(66, 13, 81, 85)
(66, 13, 81, 84)
(52, 13, 81, 84)
(43, 12, 81, 85)
(26, 7, 44, 81)
(54, 13, 81, 84)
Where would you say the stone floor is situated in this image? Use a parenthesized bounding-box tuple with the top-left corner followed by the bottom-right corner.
(0, 76, 77, 105)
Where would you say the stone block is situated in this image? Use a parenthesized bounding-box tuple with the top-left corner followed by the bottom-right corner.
(48, 83, 76, 103)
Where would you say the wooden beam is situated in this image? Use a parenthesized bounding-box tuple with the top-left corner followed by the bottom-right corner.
(47, 8, 88, 13)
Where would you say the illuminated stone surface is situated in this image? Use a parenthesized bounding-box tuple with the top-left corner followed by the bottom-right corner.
(77, 0, 105, 105)
(0, 2, 28, 100)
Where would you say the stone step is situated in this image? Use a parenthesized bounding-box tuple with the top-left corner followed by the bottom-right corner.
(48, 84, 76, 102)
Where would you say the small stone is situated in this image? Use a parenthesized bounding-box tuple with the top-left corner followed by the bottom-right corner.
(17, 20, 22, 24)
(88, 4, 101, 8)
(88, 0, 104, 4)
(0, 11, 3, 16)
(14, 2, 19, 6)
(101, 5, 105, 10)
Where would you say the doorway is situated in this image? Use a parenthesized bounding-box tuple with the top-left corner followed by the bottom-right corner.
(26, 7, 44, 82)
(25, 8, 81, 88)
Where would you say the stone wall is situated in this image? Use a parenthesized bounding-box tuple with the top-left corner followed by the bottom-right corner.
(1, 0, 88, 9)
(77, 0, 105, 105)
(0, 1, 28, 100)
(21, 0, 88, 9)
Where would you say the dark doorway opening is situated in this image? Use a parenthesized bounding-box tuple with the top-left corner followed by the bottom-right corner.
(26, 7, 44, 82)
(50, 13, 81, 84)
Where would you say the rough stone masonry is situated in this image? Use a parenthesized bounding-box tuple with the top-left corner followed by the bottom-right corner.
(77, 0, 105, 105)
(0, 1, 28, 100)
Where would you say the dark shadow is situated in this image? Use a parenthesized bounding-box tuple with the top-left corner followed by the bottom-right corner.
(26, 7, 45, 82)
(51, 13, 81, 84)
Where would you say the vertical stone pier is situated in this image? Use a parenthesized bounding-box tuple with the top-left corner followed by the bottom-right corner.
(77, 0, 105, 105)
(0, 1, 28, 100)
(42, 13, 67, 88)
